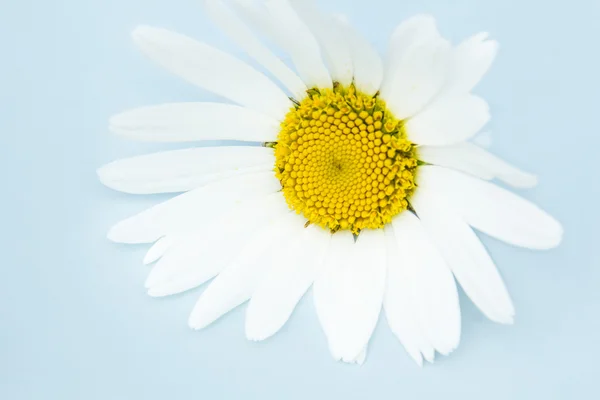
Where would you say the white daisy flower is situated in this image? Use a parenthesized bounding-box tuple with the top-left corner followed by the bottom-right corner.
(98, 0, 563, 366)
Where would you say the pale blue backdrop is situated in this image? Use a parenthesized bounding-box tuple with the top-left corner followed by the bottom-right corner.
(1, 0, 599, 399)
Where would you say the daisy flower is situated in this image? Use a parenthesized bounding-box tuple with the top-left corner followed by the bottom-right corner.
(98, 0, 563, 366)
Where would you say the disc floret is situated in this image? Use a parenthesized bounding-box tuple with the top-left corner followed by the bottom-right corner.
(274, 84, 418, 233)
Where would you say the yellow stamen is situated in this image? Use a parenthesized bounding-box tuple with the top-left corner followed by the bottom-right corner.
(274, 84, 418, 234)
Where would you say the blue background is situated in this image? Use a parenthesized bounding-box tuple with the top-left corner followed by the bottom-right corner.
(1, 0, 599, 398)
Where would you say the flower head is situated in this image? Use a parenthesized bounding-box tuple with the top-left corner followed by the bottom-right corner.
(99, 0, 562, 366)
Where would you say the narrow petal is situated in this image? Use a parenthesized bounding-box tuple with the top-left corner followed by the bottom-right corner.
(132, 26, 290, 120)
(98, 146, 274, 194)
(145, 193, 290, 295)
(353, 347, 368, 365)
(381, 35, 451, 120)
(382, 14, 439, 90)
(405, 94, 490, 146)
(443, 33, 498, 98)
(245, 224, 330, 340)
(231, 0, 283, 44)
(383, 226, 429, 366)
(107, 171, 280, 244)
(390, 212, 461, 357)
(289, 0, 353, 85)
(418, 142, 538, 188)
(188, 212, 300, 330)
(418, 166, 562, 249)
(143, 236, 173, 265)
(313, 230, 386, 363)
(145, 235, 226, 297)
(204, 0, 307, 99)
(411, 179, 515, 324)
(109, 102, 279, 143)
(234, 0, 332, 88)
(334, 15, 383, 96)
(418, 144, 494, 181)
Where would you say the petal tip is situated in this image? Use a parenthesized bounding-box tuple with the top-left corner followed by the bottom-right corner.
(188, 320, 206, 331)
(407, 13, 437, 25)
(188, 318, 201, 330)
(108, 112, 131, 134)
(512, 173, 538, 189)
(146, 287, 173, 298)
(144, 274, 158, 289)
(188, 308, 212, 331)
(131, 25, 155, 41)
(107, 113, 121, 128)
(411, 353, 424, 367)
(96, 164, 116, 188)
(494, 313, 515, 325)
(106, 225, 123, 243)
(245, 331, 267, 342)
(244, 322, 261, 341)
(142, 254, 157, 266)
(107, 220, 148, 244)
(245, 322, 271, 342)
(96, 165, 108, 181)
(531, 216, 564, 250)
(548, 221, 565, 249)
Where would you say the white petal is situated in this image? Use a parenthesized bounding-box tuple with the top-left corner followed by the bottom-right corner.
(145, 193, 290, 296)
(231, 0, 283, 45)
(418, 142, 537, 188)
(204, 0, 307, 99)
(132, 26, 290, 119)
(246, 224, 330, 341)
(109, 102, 280, 142)
(334, 15, 383, 96)
(353, 347, 368, 365)
(418, 144, 493, 181)
(289, 0, 353, 85)
(264, 0, 332, 88)
(383, 225, 428, 366)
(188, 212, 300, 330)
(234, 0, 332, 89)
(419, 166, 562, 249)
(143, 236, 173, 265)
(443, 32, 498, 98)
(390, 212, 461, 357)
(382, 14, 439, 90)
(145, 235, 225, 296)
(313, 230, 386, 363)
(411, 179, 515, 324)
(381, 35, 451, 120)
(98, 146, 275, 194)
(107, 171, 280, 244)
(406, 94, 490, 146)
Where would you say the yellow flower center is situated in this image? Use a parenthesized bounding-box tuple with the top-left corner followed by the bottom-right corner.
(274, 84, 418, 233)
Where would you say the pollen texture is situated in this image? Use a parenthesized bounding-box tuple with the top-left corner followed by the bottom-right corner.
(274, 84, 418, 233)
